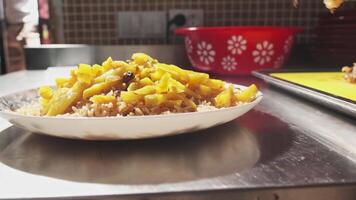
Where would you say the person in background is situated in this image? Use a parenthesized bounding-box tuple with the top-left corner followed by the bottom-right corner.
(38, 0, 50, 44)
(4, 0, 39, 72)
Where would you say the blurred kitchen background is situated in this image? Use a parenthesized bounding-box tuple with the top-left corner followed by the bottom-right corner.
(1, 0, 356, 74)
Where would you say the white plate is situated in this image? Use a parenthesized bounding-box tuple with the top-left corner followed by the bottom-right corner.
(0, 84, 262, 140)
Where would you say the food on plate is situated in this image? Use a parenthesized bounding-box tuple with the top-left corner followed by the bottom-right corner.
(17, 53, 259, 117)
(342, 63, 356, 83)
(323, 0, 343, 13)
(293, 0, 343, 13)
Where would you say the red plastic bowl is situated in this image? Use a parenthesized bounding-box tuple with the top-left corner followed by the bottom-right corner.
(176, 26, 303, 75)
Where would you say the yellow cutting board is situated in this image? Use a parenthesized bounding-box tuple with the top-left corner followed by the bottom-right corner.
(270, 72, 356, 101)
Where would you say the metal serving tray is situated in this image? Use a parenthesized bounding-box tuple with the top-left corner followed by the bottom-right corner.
(253, 70, 356, 118)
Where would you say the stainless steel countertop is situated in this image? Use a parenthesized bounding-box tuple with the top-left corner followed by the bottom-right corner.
(0, 70, 356, 200)
(24, 45, 191, 70)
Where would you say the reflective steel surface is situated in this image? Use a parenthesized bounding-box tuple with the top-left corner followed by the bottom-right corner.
(0, 71, 356, 199)
(25, 45, 190, 70)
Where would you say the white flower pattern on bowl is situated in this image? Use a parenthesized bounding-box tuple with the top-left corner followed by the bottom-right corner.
(252, 41, 274, 66)
(197, 41, 216, 65)
(273, 56, 285, 68)
(221, 56, 238, 71)
(227, 35, 247, 55)
(185, 37, 193, 54)
(284, 36, 293, 53)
